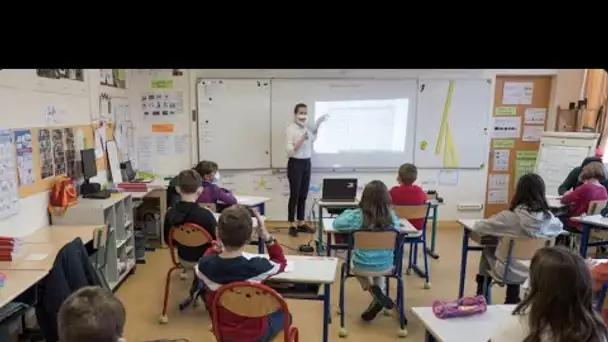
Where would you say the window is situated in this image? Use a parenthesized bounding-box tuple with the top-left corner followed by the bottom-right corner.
(313, 99, 409, 154)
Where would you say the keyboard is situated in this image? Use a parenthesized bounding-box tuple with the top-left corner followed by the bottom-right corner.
(83, 190, 111, 199)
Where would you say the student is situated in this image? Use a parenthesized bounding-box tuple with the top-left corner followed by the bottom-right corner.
(389, 163, 428, 230)
(561, 161, 608, 230)
(194, 160, 237, 211)
(488, 246, 608, 342)
(471, 173, 563, 304)
(332, 180, 401, 322)
(166, 162, 200, 209)
(58, 286, 126, 342)
(558, 153, 607, 195)
(196, 205, 288, 342)
(589, 259, 608, 324)
(163, 169, 217, 279)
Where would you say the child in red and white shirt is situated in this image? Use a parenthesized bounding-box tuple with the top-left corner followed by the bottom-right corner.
(389, 163, 428, 230)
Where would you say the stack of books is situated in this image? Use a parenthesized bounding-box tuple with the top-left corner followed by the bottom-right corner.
(116, 182, 148, 192)
(0, 236, 21, 261)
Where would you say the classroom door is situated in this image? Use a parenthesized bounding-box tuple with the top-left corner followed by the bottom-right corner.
(484, 76, 553, 218)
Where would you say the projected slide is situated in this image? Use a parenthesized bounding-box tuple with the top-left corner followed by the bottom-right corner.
(314, 99, 409, 154)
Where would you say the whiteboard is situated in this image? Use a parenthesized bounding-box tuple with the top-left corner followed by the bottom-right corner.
(197, 79, 271, 169)
(415, 79, 491, 168)
(535, 132, 599, 197)
(270, 79, 417, 169)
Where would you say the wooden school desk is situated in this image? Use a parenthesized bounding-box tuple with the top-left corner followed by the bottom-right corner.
(265, 255, 339, 342)
(22, 225, 101, 245)
(233, 195, 271, 215)
(425, 199, 442, 260)
(411, 304, 515, 342)
(0, 269, 48, 308)
(0, 243, 66, 271)
(572, 215, 608, 258)
(146, 178, 170, 248)
(315, 200, 360, 256)
(315, 199, 443, 258)
(456, 219, 485, 298)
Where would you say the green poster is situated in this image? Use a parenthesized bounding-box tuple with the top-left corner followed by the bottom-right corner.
(514, 151, 538, 187)
(151, 79, 174, 89)
(516, 151, 538, 160)
(495, 106, 517, 116)
(493, 139, 515, 149)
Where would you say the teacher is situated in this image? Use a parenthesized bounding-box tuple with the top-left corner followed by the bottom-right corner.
(285, 103, 328, 237)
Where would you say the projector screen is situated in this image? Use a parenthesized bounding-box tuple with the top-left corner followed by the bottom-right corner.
(314, 99, 409, 154)
(270, 79, 417, 169)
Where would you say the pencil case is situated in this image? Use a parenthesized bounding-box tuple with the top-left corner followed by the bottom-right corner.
(432, 295, 487, 319)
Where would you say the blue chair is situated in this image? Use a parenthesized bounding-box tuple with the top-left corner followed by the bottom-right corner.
(337, 230, 407, 338)
(482, 237, 551, 304)
(393, 204, 432, 289)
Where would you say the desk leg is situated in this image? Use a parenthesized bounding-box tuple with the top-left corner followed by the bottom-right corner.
(581, 224, 591, 258)
(425, 205, 440, 260)
(326, 232, 332, 257)
(316, 205, 324, 256)
(425, 331, 437, 342)
(457, 227, 470, 298)
(258, 237, 264, 254)
(322, 283, 331, 342)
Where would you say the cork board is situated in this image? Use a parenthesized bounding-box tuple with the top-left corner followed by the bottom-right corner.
(16, 123, 114, 199)
(484, 76, 553, 218)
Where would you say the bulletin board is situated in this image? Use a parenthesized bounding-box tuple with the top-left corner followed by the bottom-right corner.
(484, 76, 553, 217)
(15, 122, 114, 199)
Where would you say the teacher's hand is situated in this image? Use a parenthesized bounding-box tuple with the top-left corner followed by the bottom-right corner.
(317, 114, 329, 125)
(300, 131, 309, 141)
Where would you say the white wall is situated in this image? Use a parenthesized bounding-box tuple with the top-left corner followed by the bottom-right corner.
(130, 69, 587, 221)
(0, 70, 128, 237)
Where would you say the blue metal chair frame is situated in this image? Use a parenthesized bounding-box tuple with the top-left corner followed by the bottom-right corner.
(338, 229, 407, 337)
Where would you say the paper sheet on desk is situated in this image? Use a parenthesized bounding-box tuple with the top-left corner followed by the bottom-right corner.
(242, 253, 295, 272)
(25, 253, 48, 261)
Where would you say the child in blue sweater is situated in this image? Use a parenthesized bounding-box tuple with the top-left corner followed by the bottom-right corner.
(332, 180, 400, 321)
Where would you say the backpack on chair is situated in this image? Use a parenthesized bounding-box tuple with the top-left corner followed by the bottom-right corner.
(48, 176, 78, 216)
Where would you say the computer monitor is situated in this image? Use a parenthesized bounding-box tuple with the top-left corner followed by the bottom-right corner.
(81, 148, 97, 181)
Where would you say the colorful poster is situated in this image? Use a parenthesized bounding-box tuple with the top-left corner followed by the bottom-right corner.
(492, 150, 510, 171)
(13, 130, 34, 186)
(64, 128, 76, 179)
(38, 129, 54, 179)
(0, 129, 19, 220)
(51, 129, 66, 176)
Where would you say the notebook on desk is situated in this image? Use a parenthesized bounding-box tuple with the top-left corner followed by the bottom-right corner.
(242, 252, 295, 272)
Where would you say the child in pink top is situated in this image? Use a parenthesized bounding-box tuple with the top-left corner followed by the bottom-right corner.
(561, 161, 608, 230)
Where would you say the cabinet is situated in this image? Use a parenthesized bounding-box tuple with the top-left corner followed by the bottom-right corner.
(51, 193, 135, 291)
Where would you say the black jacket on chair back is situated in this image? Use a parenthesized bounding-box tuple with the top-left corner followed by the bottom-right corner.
(35, 237, 102, 342)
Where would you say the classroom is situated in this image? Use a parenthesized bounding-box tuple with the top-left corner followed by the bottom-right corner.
(0, 68, 606, 342)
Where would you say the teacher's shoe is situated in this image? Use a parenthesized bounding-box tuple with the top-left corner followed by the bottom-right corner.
(289, 226, 299, 237)
(297, 223, 315, 234)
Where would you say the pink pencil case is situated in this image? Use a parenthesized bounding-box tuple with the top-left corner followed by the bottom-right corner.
(432, 296, 487, 319)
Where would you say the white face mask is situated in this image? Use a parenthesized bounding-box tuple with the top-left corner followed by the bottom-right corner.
(296, 114, 307, 125)
(214, 171, 221, 183)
